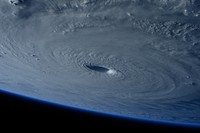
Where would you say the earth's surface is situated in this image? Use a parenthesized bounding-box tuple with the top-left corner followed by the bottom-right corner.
(1, 0, 200, 125)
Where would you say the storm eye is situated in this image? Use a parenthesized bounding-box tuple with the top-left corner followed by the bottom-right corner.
(85, 65, 110, 73)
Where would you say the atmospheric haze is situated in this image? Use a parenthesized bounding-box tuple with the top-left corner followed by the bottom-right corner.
(0, 0, 200, 124)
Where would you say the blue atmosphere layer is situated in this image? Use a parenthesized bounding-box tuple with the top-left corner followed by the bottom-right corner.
(0, 88, 200, 129)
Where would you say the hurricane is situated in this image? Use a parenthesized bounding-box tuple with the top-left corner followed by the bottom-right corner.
(0, 0, 200, 124)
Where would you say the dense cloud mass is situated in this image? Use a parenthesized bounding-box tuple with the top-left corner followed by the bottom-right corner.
(0, 0, 200, 124)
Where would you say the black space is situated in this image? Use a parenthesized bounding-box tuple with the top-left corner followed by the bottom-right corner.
(0, 91, 199, 132)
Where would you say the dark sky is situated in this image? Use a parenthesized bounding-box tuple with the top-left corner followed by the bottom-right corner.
(0, 90, 199, 131)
